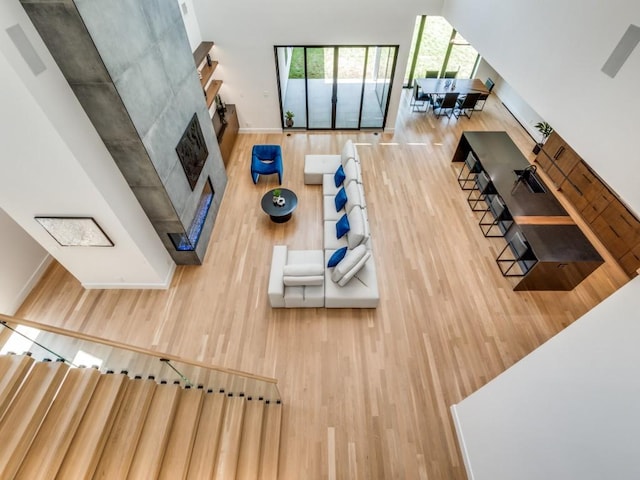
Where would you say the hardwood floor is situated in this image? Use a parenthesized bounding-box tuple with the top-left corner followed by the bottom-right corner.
(16, 91, 629, 479)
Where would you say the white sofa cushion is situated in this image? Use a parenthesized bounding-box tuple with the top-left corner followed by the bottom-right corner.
(345, 181, 365, 213)
(324, 249, 379, 308)
(283, 264, 324, 277)
(346, 207, 369, 249)
(343, 158, 359, 185)
(323, 221, 349, 250)
(304, 154, 341, 184)
(341, 140, 356, 165)
(323, 195, 342, 221)
(283, 275, 324, 286)
(331, 244, 367, 284)
(323, 174, 340, 197)
(338, 249, 371, 287)
(268, 245, 288, 308)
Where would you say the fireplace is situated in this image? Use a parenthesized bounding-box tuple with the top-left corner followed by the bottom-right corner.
(168, 177, 214, 251)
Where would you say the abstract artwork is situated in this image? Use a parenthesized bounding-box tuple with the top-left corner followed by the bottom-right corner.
(35, 217, 114, 247)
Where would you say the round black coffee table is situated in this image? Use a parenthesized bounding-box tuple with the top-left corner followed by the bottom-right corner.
(261, 188, 298, 223)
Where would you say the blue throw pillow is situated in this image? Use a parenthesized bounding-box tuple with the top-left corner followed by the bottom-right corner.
(335, 187, 348, 212)
(336, 214, 350, 239)
(334, 165, 346, 187)
(327, 246, 348, 268)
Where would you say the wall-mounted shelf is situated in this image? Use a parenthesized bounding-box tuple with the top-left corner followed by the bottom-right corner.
(204, 80, 222, 108)
(193, 41, 223, 114)
(193, 41, 238, 165)
(199, 60, 218, 88)
(193, 41, 214, 65)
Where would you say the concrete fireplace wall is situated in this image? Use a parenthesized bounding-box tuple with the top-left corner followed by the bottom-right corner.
(20, 0, 227, 264)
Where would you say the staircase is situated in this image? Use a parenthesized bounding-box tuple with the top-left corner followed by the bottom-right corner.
(0, 353, 282, 480)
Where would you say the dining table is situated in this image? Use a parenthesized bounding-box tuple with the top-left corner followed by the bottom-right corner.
(415, 77, 490, 96)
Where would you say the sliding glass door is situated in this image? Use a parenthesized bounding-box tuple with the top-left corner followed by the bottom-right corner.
(306, 47, 333, 129)
(334, 47, 365, 129)
(276, 45, 398, 130)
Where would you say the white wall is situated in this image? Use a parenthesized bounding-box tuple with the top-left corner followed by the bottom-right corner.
(0, 2, 175, 289)
(452, 276, 640, 480)
(0, 208, 51, 315)
(476, 59, 545, 142)
(191, 0, 444, 132)
(442, 0, 640, 216)
(177, 0, 202, 51)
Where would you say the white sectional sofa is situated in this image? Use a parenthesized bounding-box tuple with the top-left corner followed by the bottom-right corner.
(268, 140, 379, 308)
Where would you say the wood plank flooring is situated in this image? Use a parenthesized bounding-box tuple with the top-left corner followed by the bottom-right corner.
(16, 91, 629, 479)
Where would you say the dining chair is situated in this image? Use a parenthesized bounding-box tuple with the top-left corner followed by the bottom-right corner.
(454, 92, 482, 118)
(424, 70, 439, 78)
(431, 92, 459, 118)
(475, 77, 495, 111)
(411, 84, 431, 112)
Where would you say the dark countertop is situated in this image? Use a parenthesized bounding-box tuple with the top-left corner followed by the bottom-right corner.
(460, 131, 568, 217)
(517, 225, 602, 262)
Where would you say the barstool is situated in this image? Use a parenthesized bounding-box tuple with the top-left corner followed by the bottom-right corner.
(479, 195, 512, 237)
(457, 152, 482, 190)
(496, 231, 537, 276)
(466, 171, 495, 211)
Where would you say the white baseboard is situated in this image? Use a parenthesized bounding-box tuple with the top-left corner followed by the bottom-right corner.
(7, 254, 54, 316)
(238, 127, 283, 134)
(82, 261, 176, 290)
(450, 404, 475, 480)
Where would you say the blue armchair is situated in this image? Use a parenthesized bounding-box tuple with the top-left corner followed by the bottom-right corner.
(251, 144, 283, 184)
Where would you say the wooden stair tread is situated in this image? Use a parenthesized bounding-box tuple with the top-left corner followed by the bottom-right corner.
(186, 391, 227, 480)
(0, 360, 69, 479)
(127, 382, 182, 480)
(0, 324, 13, 350)
(0, 354, 35, 419)
(92, 377, 157, 479)
(158, 387, 205, 480)
(57, 373, 129, 480)
(213, 395, 247, 480)
(258, 402, 283, 480)
(236, 398, 266, 480)
(15, 367, 101, 480)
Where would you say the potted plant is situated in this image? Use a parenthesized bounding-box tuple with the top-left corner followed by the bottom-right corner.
(285, 111, 295, 128)
(533, 121, 553, 154)
(272, 188, 285, 206)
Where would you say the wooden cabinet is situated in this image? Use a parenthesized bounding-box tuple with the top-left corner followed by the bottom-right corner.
(619, 244, 640, 277)
(536, 131, 581, 187)
(583, 188, 640, 274)
(215, 104, 239, 168)
(541, 133, 640, 278)
(563, 161, 598, 212)
(582, 188, 613, 223)
(193, 41, 222, 112)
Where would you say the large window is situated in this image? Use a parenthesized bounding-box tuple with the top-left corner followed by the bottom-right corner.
(275, 45, 398, 130)
(405, 16, 480, 87)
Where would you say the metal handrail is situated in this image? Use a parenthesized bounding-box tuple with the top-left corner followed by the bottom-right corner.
(0, 313, 281, 401)
(0, 320, 74, 366)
